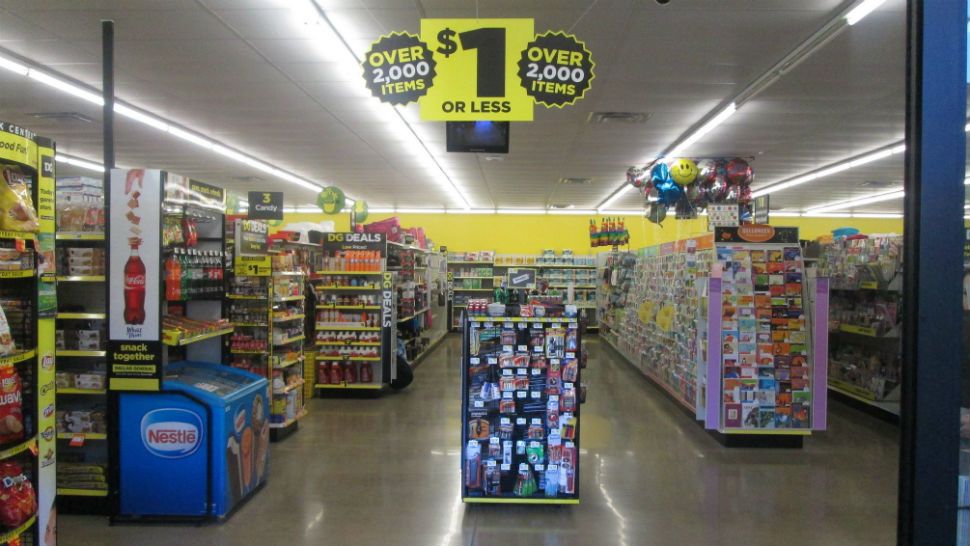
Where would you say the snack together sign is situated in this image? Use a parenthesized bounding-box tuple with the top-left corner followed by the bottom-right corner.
(361, 18, 594, 121)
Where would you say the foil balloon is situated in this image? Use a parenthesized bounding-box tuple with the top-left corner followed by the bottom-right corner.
(710, 173, 730, 202)
(738, 184, 753, 205)
(650, 162, 670, 186)
(646, 201, 667, 225)
(656, 179, 684, 206)
(626, 166, 645, 188)
(696, 159, 717, 187)
(669, 158, 699, 186)
(726, 158, 753, 186)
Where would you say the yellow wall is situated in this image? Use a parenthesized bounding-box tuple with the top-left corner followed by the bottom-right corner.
(279, 212, 903, 254)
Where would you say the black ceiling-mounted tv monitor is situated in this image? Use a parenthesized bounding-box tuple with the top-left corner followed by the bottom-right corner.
(446, 121, 510, 153)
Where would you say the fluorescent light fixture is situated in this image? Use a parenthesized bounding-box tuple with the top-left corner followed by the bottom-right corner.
(459, 209, 498, 215)
(114, 103, 170, 132)
(597, 184, 634, 212)
(852, 213, 903, 218)
(807, 188, 904, 213)
(666, 103, 737, 158)
(846, 0, 887, 25)
(0, 55, 27, 76)
(55, 154, 105, 173)
(167, 126, 214, 150)
(27, 69, 103, 105)
(752, 142, 905, 198)
(801, 212, 852, 218)
(369, 207, 396, 213)
(496, 209, 548, 215)
(771, 212, 803, 217)
(549, 209, 597, 215)
(599, 210, 644, 216)
(396, 208, 445, 214)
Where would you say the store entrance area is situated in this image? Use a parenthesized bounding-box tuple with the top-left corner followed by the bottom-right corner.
(63, 338, 897, 546)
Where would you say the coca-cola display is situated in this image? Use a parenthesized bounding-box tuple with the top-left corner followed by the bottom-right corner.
(123, 243, 146, 325)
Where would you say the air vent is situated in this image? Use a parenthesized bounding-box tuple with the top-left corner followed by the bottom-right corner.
(587, 112, 650, 124)
(549, 204, 574, 209)
(558, 177, 592, 185)
(26, 112, 95, 123)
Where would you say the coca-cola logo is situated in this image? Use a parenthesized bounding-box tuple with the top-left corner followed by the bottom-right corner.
(125, 274, 146, 287)
(141, 408, 203, 459)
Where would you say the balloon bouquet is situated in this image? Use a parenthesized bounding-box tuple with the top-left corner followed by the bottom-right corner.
(627, 158, 754, 224)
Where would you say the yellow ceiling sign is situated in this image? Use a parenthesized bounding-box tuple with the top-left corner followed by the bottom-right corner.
(419, 18, 535, 121)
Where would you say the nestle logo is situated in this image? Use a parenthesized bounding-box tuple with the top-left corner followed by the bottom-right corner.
(140, 409, 203, 459)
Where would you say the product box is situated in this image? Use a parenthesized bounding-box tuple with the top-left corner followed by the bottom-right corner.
(74, 372, 106, 390)
(77, 329, 101, 350)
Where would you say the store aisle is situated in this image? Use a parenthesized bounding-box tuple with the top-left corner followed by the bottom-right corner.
(63, 336, 898, 546)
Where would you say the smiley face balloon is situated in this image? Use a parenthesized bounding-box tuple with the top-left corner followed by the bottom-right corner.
(669, 158, 699, 186)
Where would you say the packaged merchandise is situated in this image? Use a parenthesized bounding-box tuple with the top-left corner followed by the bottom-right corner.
(0, 461, 36, 527)
(0, 367, 23, 444)
(0, 167, 38, 232)
(0, 303, 14, 355)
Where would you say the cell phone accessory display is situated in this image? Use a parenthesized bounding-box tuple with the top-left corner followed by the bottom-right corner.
(818, 235, 902, 415)
(388, 241, 446, 367)
(461, 316, 580, 503)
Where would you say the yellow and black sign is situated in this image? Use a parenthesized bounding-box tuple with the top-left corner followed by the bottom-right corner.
(235, 255, 271, 276)
(0, 121, 37, 167)
(419, 18, 535, 121)
(362, 32, 436, 105)
(517, 31, 595, 108)
(108, 340, 162, 391)
(247, 191, 283, 220)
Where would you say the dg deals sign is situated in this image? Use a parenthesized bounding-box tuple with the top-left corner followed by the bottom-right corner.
(361, 18, 594, 121)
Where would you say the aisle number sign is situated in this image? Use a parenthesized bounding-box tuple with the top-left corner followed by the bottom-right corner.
(361, 18, 594, 121)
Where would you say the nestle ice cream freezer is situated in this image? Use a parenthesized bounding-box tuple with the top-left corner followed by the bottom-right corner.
(118, 361, 271, 518)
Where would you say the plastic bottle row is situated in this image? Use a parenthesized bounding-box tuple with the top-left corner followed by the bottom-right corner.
(316, 310, 380, 328)
(322, 250, 382, 272)
(164, 247, 225, 300)
(317, 361, 375, 384)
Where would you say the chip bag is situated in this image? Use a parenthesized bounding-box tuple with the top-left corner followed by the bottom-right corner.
(0, 169, 38, 232)
(0, 461, 36, 528)
(0, 303, 13, 356)
(0, 367, 24, 444)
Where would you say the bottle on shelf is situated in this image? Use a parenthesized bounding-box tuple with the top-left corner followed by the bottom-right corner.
(124, 241, 146, 325)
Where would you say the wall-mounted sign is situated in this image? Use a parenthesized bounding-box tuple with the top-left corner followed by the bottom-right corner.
(247, 191, 283, 220)
(360, 19, 594, 121)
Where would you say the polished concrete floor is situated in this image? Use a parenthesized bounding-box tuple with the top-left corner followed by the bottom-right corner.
(64, 336, 899, 546)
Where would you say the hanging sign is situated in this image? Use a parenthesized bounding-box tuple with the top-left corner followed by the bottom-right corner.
(716, 226, 799, 244)
(753, 195, 770, 224)
(247, 191, 283, 220)
(419, 18, 535, 121)
(508, 268, 536, 289)
(363, 32, 437, 105)
(235, 219, 268, 255)
(517, 31, 594, 108)
(708, 204, 740, 229)
(359, 19, 596, 121)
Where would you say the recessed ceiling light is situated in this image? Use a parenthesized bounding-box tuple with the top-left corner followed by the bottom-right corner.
(26, 111, 95, 123)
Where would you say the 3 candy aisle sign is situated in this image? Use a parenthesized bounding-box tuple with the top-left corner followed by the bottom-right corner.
(362, 18, 594, 121)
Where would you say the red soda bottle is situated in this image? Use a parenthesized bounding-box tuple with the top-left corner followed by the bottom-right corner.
(124, 242, 147, 324)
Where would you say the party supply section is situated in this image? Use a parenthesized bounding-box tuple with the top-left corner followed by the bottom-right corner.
(461, 316, 581, 504)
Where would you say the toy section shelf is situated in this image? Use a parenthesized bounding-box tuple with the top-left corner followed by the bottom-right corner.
(460, 315, 582, 504)
(817, 234, 902, 419)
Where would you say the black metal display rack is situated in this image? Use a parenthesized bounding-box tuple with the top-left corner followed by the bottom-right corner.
(460, 315, 581, 504)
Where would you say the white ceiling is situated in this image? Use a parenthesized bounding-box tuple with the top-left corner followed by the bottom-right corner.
(0, 0, 936, 213)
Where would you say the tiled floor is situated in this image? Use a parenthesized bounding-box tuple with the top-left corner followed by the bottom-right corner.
(63, 336, 899, 545)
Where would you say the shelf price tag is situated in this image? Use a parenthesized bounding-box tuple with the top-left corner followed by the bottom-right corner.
(234, 255, 271, 276)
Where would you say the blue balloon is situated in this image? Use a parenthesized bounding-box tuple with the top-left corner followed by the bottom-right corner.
(657, 180, 684, 206)
(650, 163, 670, 185)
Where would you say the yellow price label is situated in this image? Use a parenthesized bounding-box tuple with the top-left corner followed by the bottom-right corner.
(420, 18, 534, 121)
(235, 255, 271, 276)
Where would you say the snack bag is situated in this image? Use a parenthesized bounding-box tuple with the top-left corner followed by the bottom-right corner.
(0, 368, 24, 444)
(0, 169, 38, 232)
(0, 461, 36, 528)
(0, 303, 14, 356)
